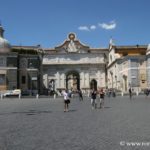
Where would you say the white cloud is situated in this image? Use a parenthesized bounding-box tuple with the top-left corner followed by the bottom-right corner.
(78, 21, 116, 31)
(90, 25, 96, 30)
(98, 21, 116, 30)
(78, 26, 90, 31)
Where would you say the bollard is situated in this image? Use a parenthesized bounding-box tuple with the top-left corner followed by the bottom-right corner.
(136, 91, 139, 96)
(1, 94, 3, 99)
(121, 92, 124, 96)
(36, 94, 39, 99)
(54, 94, 56, 99)
(19, 94, 21, 99)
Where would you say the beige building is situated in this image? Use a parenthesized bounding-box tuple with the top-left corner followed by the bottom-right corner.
(107, 40, 147, 93)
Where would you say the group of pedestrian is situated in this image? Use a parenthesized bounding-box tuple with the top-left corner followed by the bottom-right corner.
(62, 88, 105, 112)
(90, 88, 105, 109)
(107, 88, 116, 97)
(62, 86, 150, 112)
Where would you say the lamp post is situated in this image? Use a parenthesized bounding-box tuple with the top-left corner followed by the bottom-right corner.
(29, 62, 32, 96)
(110, 71, 113, 89)
(115, 75, 117, 89)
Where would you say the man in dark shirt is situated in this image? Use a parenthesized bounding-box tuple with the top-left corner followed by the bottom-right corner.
(91, 89, 97, 109)
(129, 88, 132, 99)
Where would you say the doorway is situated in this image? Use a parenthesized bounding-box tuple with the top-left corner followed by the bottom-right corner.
(66, 71, 80, 91)
(90, 79, 97, 90)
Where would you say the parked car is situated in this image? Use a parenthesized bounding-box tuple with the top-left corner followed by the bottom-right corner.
(21, 90, 31, 96)
(3, 89, 21, 97)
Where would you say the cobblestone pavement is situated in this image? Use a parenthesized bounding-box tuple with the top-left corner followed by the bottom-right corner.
(0, 95, 150, 150)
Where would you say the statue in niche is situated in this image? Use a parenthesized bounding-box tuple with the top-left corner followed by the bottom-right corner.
(67, 40, 78, 52)
(67, 75, 74, 89)
(67, 74, 78, 90)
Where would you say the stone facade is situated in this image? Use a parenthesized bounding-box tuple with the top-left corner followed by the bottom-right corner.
(11, 46, 43, 95)
(42, 33, 107, 93)
(0, 53, 18, 91)
(0, 25, 44, 94)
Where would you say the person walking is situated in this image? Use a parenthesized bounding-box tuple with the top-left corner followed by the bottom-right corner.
(144, 88, 149, 98)
(62, 90, 70, 112)
(78, 89, 83, 101)
(129, 88, 132, 99)
(99, 88, 105, 108)
(90, 89, 97, 109)
(108, 89, 111, 97)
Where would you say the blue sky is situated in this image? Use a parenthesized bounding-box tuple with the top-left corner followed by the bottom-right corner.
(0, 0, 150, 48)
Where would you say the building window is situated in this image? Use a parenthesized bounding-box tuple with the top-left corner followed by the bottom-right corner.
(0, 74, 5, 85)
(123, 53, 127, 56)
(140, 52, 145, 55)
(140, 60, 144, 65)
(7, 57, 17, 67)
(22, 76, 26, 84)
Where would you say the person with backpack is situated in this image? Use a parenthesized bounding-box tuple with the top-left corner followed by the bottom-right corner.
(90, 89, 97, 109)
(68, 89, 72, 99)
(78, 89, 83, 101)
(99, 88, 105, 108)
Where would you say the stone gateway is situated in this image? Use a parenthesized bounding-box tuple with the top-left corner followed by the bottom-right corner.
(42, 33, 107, 93)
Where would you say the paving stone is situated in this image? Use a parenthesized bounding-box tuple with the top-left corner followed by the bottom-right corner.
(0, 95, 150, 150)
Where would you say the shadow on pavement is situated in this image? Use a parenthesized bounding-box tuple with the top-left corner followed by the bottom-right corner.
(11, 110, 52, 115)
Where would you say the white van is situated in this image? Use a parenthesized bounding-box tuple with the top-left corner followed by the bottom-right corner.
(3, 89, 21, 97)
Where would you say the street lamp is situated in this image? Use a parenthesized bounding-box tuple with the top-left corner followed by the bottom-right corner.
(115, 75, 117, 89)
(29, 62, 33, 96)
(110, 71, 113, 89)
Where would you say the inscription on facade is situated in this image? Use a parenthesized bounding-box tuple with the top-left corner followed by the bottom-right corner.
(43, 54, 104, 64)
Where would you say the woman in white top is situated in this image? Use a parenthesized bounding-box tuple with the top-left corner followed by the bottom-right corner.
(62, 90, 70, 112)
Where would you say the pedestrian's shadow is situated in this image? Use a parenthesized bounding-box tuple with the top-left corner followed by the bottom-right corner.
(68, 109, 77, 112)
(98, 106, 111, 109)
(104, 106, 111, 109)
(12, 110, 52, 115)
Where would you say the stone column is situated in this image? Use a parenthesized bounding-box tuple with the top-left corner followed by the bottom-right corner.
(102, 72, 106, 87)
(97, 71, 101, 88)
(85, 73, 90, 88)
(56, 72, 60, 89)
(128, 60, 131, 89)
(80, 72, 84, 88)
(61, 73, 65, 89)
(43, 74, 48, 88)
(147, 56, 150, 87)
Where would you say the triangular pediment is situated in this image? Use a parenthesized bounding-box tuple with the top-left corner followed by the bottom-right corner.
(55, 33, 90, 53)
